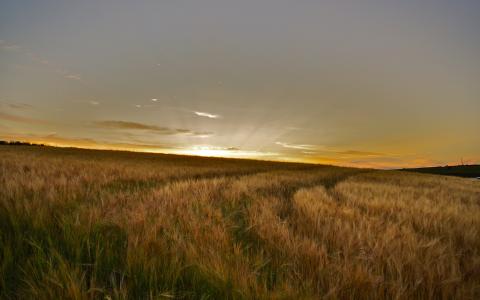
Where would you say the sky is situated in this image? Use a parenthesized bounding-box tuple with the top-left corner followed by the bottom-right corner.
(1, 0, 479, 168)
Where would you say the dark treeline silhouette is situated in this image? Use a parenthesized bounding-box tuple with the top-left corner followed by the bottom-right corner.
(0, 140, 45, 147)
(402, 164, 480, 178)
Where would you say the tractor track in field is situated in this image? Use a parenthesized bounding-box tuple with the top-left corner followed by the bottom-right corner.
(100, 166, 316, 195)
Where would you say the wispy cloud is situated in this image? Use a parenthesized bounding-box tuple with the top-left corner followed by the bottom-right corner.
(65, 74, 81, 80)
(1, 40, 83, 81)
(134, 103, 159, 108)
(94, 120, 213, 137)
(285, 126, 303, 131)
(0, 40, 21, 51)
(346, 156, 444, 169)
(2, 44, 21, 51)
(275, 141, 317, 150)
(276, 140, 385, 157)
(0, 101, 33, 110)
(0, 112, 50, 125)
(89, 101, 100, 106)
(0, 133, 176, 152)
(334, 150, 383, 157)
(56, 69, 82, 81)
(194, 111, 221, 119)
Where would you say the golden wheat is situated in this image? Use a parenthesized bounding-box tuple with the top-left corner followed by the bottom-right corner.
(0, 146, 479, 299)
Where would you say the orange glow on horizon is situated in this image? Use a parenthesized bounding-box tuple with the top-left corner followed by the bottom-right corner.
(3, 135, 475, 170)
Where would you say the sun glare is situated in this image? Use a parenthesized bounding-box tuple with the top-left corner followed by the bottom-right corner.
(172, 146, 276, 159)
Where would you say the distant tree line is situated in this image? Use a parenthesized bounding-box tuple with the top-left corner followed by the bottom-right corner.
(0, 140, 46, 146)
(402, 164, 480, 178)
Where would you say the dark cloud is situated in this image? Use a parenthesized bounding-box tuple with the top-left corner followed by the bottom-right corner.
(0, 101, 33, 110)
(0, 133, 174, 151)
(94, 120, 213, 137)
(8, 103, 33, 109)
(0, 112, 50, 125)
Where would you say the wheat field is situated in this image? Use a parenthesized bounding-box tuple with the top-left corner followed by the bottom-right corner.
(0, 146, 479, 299)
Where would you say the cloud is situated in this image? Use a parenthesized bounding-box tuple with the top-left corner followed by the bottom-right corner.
(0, 133, 175, 152)
(65, 74, 81, 80)
(135, 103, 158, 108)
(89, 101, 100, 106)
(0, 101, 33, 110)
(285, 126, 303, 131)
(1, 40, 83, 81)
(345, 156, 443, 169)
(9, 103, 33, 109)
(276, 141, 385, 157)
(151, 98, 158, 102)
(94, 120, 213, 137)
(58, 69, 82, 81)
(194, 111, 221, 119)
(0, 112, 50, 125)
(334, 150, 383, 157)
(1, 42, 21, 51)
(275, 141, 317, 150)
